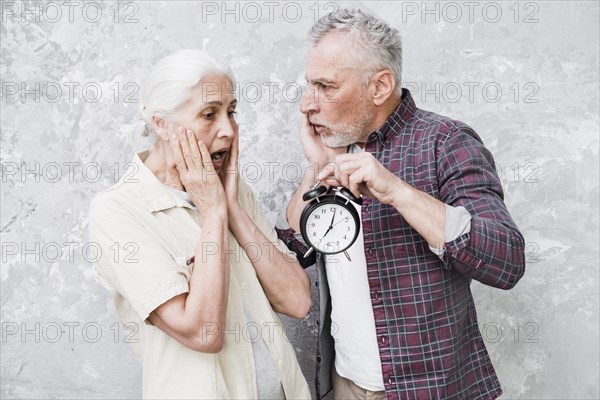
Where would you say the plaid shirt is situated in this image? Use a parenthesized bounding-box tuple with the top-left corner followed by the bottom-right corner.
(276, 89, 525, 400)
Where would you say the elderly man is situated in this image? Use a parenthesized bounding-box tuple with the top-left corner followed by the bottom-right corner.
(276, 8, 526, 400)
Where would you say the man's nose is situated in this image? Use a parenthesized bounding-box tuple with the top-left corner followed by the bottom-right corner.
(300, 86, 320, 114)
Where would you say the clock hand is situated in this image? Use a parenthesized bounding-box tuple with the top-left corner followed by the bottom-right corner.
(321, 211, 337, 239)
(332, 216, 349, 228)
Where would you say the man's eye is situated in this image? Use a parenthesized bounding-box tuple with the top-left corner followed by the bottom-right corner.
(317, 83, 333, 91)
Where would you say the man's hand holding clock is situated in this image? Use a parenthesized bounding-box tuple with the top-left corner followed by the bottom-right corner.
(318, 151, 448, 251)
(318, 151, 403, 207)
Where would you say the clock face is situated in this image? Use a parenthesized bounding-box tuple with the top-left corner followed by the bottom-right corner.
(302, 199, 360, 254)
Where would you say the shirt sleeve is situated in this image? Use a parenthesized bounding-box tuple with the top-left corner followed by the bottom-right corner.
(274, 194, 317, 269)
(88, 195, 190, 323)
(436, 124, 526, 289)
(429, 203, 472, 258)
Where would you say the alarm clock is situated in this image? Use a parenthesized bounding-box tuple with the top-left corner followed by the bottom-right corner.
(299, 183, 363, 261)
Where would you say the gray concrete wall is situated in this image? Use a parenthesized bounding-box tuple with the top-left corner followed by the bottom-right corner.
(1, 1, 598, 399)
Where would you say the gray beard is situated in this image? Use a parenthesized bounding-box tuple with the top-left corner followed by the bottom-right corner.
(312, 96, 374, 148)
(319, 117, 372, 148)
(320, 130, 358, 148)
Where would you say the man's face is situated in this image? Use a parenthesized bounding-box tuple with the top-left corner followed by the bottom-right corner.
(301, 31, 375, 148)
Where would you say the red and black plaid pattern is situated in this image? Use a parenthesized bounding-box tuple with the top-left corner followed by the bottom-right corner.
(277, 89, 525, 400)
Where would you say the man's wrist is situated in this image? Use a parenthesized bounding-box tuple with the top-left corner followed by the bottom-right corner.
(390, 179, 414, 211)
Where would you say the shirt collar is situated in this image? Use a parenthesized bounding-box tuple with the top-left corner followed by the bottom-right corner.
(131, 150, 195, 213)
(366, 88, 416, 145)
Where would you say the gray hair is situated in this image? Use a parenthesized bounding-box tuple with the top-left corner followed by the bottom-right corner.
(138, 49, 235, 137)
(309, 9, 402, 96)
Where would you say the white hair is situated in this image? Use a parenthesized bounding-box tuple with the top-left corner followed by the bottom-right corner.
(309, 9, 402, 96)
(138, 49, 235, 137)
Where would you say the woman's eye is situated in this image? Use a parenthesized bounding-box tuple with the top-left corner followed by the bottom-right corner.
(202, 112, 215, 119)
(228, 110, 237, 117)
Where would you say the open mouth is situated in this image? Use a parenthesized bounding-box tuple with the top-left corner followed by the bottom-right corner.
(210, 149, 229, 170)
(312, 124, 327, 134)
(211, 151, 227, 162)
(310, 120, 327, 133)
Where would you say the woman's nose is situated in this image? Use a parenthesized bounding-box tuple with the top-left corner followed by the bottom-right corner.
(217, 115, 236, 139)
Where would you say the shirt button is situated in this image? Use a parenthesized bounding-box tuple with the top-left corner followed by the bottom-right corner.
(278, 360, 283, 367)
(242, 282, 248, 290)
(379, 336, 387, 344)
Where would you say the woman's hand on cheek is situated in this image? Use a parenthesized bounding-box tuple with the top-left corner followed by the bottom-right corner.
(170, 127, 226, 218)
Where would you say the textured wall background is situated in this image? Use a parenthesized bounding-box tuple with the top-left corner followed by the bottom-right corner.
(1, 1, 598, 399)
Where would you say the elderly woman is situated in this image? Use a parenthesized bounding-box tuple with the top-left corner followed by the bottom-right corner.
(88, 49, 311, 399)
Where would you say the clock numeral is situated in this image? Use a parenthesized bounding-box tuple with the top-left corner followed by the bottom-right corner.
(322, 209, 327, 214)
(314, 215, 320, 220)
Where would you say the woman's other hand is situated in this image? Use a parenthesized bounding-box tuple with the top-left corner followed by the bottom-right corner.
(223, 133, 241, 215)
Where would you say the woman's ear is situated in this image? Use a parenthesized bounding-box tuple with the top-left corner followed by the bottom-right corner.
(371, 70, 396, 106)
(152, 116, 170, 142)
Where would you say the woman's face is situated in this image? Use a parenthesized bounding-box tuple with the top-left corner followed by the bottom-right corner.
(172, 74, 238, 172)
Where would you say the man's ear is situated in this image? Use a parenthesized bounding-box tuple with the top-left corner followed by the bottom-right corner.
(371, 70, 396, 106)
(152, 116, 170, 142)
